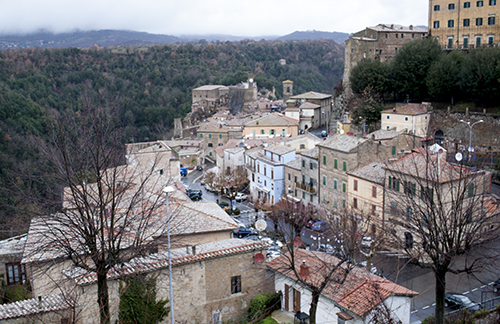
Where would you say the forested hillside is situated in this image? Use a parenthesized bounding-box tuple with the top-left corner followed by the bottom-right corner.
(0, 39, 344, 235)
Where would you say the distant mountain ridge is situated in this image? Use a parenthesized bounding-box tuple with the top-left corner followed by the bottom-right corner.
(0, 29, 350, 50)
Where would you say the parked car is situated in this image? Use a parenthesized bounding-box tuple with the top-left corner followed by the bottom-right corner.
(358, 261, 377, 274)
(321, 130, 328, 138)
(305, 219, 316, 229)
(318, 244, 334, 254)
(186, 189, 202, 201)
(266, 250, 280, 260)
(444, 293, 480, 311)
(312, 221, 327, 232)
(196, 165, 203, 171)
(235, 192, 248, 202)
(233, 226, 258, 238)
(361, 236, 373, 248)
(205, 183, 217, 192)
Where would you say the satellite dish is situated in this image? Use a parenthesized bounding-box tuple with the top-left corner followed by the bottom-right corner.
(249, 78, 254, 83)
(438, 149, 443, 154)
(455, 152, 463, 162)
(254, 253, 265, 264)
(293, 237, 303, 247)
(255, 219, 267, 231)
(340, 129, 345, 135)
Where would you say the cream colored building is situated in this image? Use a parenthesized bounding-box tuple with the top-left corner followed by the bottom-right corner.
(380, 103, 431, 137)
(347, 162, 386, 231)
(243, 113, 299, 139)
(287, 91, 333, 130)
(429, 0, 500, 48)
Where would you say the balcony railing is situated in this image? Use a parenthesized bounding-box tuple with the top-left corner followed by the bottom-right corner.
(296, 182, 316, 194)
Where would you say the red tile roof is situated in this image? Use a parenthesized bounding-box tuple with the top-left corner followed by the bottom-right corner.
(267, 249, 417, 317)
(381, 104, 428, 116)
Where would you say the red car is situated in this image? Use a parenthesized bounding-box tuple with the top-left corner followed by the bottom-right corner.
(305, 219, 316, 228)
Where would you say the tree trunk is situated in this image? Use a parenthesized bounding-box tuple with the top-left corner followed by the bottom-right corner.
(97, 268, 110, 324)
(434, 266, 447, 324)
(309, 290, 321, 324)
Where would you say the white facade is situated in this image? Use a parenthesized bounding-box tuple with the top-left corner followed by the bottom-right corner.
(274, 273, 413, 324)
(223, 147, 245, 174)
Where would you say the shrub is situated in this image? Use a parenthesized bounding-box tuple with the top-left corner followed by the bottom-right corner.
(248, 292, 281, 321)
(234, 208, 241, 215)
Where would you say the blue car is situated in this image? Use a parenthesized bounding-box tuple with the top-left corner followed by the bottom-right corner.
(312, 221, 327, 231)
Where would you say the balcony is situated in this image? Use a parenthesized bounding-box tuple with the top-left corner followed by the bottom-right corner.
(296, 182, 316, 194)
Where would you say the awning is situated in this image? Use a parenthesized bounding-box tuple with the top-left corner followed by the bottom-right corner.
(337, 311, 354, 320)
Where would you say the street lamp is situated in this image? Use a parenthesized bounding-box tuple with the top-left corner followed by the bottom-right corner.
(163, 185, 175, 324)
(459, 119, 483, 159)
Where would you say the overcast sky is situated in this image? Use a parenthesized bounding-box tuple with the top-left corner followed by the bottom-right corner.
(0, 0, 428, 36)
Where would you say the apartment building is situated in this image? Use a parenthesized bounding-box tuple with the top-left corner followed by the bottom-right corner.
(429, 0, 500, 48)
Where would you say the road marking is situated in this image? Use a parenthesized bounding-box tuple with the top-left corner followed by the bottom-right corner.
(193, 174, 203, 183)
(471, 288, 478, 292)
(411, 311, 418, 314)
(481, 285, 487, 288)
(489, 282, 494, 285)
(422, 306, 429, 310)
(464, 290, 470, 294)
(432, 303, 436, 306)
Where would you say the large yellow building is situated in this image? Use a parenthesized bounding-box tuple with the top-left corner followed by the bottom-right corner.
(429, 0, 500, 48)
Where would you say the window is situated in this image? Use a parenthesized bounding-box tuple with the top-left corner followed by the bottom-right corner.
(490, 0, 496, 4)
(208, 143, 213, 147)
(288, 173, 291, 181)
(448, 37, 454, 48)
(212, 310, 221, 324)
(477, 0, 484, 5)
(302, 160, 305, 167)
(6, 263, 25, 285)
(294, 176, 297, 183)
(302, 175, 305, 185)
(323, 176, 326, 185)
(257, 163, 260, 173)
(468, 183, 475, 197)
(342, 182, 346, 193)
(200, 134, 203, 138)
(310, 162, 313, 170)
(231, 275, 241, 294)
(342, 199, 346, 208)
(488, 17, 495, 25)
(390, 201, 398, 214)
(464, 1, 471, 7)
(209, 151, 212, 156)
(371, 205, 376, 216)
(392, 146, 396, 155)
(353, 180, 358, 191)
(334, 159, 338, 169)
(464, 18, 470, 26)
(323, 155, 326, 165)
(434, 21, 440, 28)
(270, 129, 275, 135)
(372, 186, 377, 198)
(334, 200, 337, 208)
(302, 192, 306, 199)
(310, 194, 313, 202)
(353, 198, 358, 209)
(489, 36, 494, 44)
(477, 17, 483, 25)
(264, 166, 266, 176)
(343, 161, 347, 171)
(300, 144, 305, 149)
(209, 134, 212, 139)
(295, 189, 297, 197)
(260, 129, 265, 135)
(405, 116, 409, 121)
(463, 36, 469, 48)
(387, 115, 390, 119)
(271, 169, 274, 179)
(219, 134, 222, 139)
(476, 36, 482, 46)
(334, 180, 338, 190)
(435, 4, 441, 10)
(448, 20, 455, 27)
(449, 3, 455, 9)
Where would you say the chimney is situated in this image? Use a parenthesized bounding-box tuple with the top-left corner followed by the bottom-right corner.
(299, 260, 310, 278)
(409, 25, 413, 30)
(192, 245, 196, 256)
(38, 296, 42, 309)
(392, 107, 396, 113)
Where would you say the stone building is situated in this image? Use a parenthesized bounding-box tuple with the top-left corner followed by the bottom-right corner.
(429, 0, 500, 49)
(197, 121, 243, 162)
(286, 92, 333, 130)
(343, 24, 428, 84)
(283, 158, 302, 203)
(282, 80, 293, 103)
(317, 135, 392, 212)
(192, 85, 229, 107)
(0, 235, 27, 287)
(243, 113, 299, 139)
(295, 147, 320, 206)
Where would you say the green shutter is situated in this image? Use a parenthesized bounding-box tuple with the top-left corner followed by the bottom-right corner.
(334, 180, 337, 190)
(396, 180, 400, 191)
(388, 176, 392, 188)
(392, 146, 396, 155)
(412, 183, 416, 197)
(404, 181, 408, 194)
(468, 183, 474, 197)
(323, 155, 326, 165)
(343, 161, 347, 171)
(200, 134, 203, 138)
(334, 159, 338, 169)
(343, 182, 346, 193)
(323, 176, 326, 185)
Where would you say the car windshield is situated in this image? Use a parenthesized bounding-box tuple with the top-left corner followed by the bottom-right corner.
(455, 295, 471, 304)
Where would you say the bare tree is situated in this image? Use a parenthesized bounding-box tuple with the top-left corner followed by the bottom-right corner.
(203, 168, 248, 212)
(23, 90, 175, 324)
(385, 148, 500, 324)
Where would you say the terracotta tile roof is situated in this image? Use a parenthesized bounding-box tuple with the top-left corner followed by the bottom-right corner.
(385, 149, 470, 183)
(317, 134, 366, 153)
(0, 294, 76, 320)
(290, 91, 332, 100)
(64, 239, 268, 286)
(265, 144, 295, 156)
(381, 104, 428, 116)
(299, 102, 321, 109)
(348, 162, 386, 185)
(245, 113, 298, 127)
(198, 121, 230, 133)
(267, 249, 417, 317)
